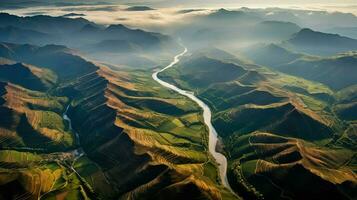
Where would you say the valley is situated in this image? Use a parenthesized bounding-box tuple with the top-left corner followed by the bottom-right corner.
(0, 2, 356, 200)
(152, 46, 235, 194)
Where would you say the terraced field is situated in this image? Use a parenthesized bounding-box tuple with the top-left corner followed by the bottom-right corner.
(63, 65, 237, 199)
(0, 42, 235, 199)
(159, 48, 357, 199)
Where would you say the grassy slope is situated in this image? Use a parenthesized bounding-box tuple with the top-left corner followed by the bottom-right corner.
(0, 82, 74, 151)
(0, 46, 238, 199)
(159, 49, 357, 199)
(58, 66, 238, 199)
(277, 52, 357, 90)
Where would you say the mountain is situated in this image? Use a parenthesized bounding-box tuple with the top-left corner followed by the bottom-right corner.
(0, 13, 178, 57)
(0, 42, 236, 200)
(0, 13, 95, 35)
(284, 28, 357, 56)
(159, 48, 356, 199)
(176, 9, 264, 48)
(74, 23, 180, 67)
(0, 6, 356, 200)
(334, 86, 357, 123)
(205, 8, 261, 23)
(326, 27, 357, 40)
(103, 24, 171, 49)
(125, 6, 155, 11)
(178, 10, 302, 49)
(62, 13, 86, 17)
(252, 21, 301, 41)
(278, 52, 357, 90)
(89, 39, 139, 53)
(242, 43, 304, 67)
(0, 81, 73, 151)
(0, 26, 53, 45)
(0, 62, 56, 91)
(76, 23, 176, 50)
(0, 42, 98, 80)
(245, 8, 357, 31)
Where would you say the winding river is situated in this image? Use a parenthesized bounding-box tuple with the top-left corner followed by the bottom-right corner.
(152, 48, 234, 192)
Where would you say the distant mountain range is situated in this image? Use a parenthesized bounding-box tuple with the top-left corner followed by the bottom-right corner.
(0, 6, 356, 200)
(284, 28, 357, 56)
(0, 12, 180, 68)
(178, 9, 302, 48)
(243, 43, 304, 67)
(326, 26, 357, 40)
(0, 13, 95, 35)
(243, 42, 357, 90)
(278, 53, 357, 90)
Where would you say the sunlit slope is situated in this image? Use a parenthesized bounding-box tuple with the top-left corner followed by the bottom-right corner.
(159, 51, 338, 141)
(229, 132, 356, 200)
(278, 52, 357, 90)
(0, 82, 74, 151)
(0, 61, 57, 91)
(0, 42, 238, 199)
(159, 48, 356, 199)
(60, 66, 237, 199)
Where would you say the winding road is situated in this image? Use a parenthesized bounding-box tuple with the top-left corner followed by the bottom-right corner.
(152, 47, 234, 193)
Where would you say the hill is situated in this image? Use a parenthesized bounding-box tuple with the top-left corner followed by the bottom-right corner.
(284, 28, 357, 56)
(0, 26, 53, 45)
(278, 52, 357, 90)
(0, 43, 237, 199)
(229, 132, 356, 200)
(0, 13, 180, 68)
(252, 21, 301, 41)
(0, 42, 98, 80)
(0, 62, 56, 91)
(84, 24, 176, 50)
(242, 43, 304, 67)
(0, 12, 94, 35)
(0, 82, 73, 151)
(56, 66, 237, 199)
(326, 27, 357, 40)
(125, 6, 155, 11)
(159, 48, 356, 199)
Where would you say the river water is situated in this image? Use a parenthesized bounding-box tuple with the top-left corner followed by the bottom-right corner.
(152, 47, 234, 192)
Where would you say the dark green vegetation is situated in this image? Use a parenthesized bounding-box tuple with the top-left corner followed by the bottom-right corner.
(159, 48, 357, 200)
(0, 6, 357, 200)
(243, 44, 357, 90)
(278, 53, 357, 90)
(0, 42, 237, 200)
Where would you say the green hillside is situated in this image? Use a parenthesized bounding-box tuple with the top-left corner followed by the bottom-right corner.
(159, 48, 356, 199)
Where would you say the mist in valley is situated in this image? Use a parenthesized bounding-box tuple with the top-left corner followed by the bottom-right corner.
(0, 1, 356, 200)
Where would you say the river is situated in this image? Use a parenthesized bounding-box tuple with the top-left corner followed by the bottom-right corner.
(152, 47, 234, 192)
(63, 105, 84, 159)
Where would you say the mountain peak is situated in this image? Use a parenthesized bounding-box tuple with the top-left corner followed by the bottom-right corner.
(125, 6, 155, 11)
(214, 8, 244, 16)
(106, 24, 128, 31)
(80, 23, 100, 33)
(295, 28, 340, 38)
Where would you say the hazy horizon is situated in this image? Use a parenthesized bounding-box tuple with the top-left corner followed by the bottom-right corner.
(2, 1, 357, 32)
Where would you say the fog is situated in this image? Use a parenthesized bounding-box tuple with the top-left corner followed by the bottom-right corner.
(2, 2, 356, 32)
(2, 1, 356, 69)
